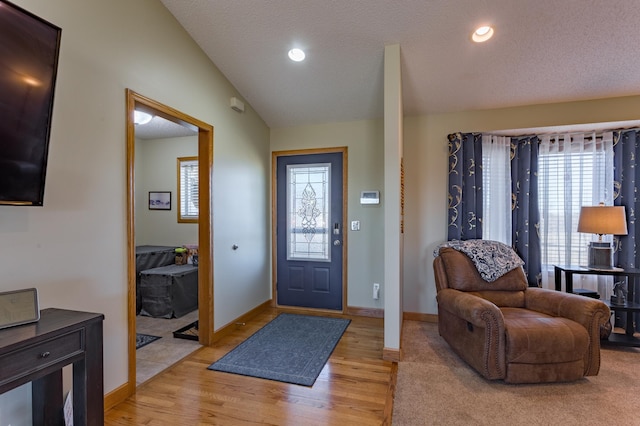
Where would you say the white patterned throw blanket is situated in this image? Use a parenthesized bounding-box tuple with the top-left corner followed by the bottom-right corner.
(434, 239, 524, 282)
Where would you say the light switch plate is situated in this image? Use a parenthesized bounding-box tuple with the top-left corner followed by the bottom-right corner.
(351, 220, 360, 231)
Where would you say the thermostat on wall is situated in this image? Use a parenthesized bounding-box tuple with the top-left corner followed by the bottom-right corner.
(360, 190, 380, 205)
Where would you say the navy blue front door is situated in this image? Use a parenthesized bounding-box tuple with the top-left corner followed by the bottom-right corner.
(276, 152, 344, 310)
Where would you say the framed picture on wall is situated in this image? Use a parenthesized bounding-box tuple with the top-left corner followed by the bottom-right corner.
(149, 191, 171, 210)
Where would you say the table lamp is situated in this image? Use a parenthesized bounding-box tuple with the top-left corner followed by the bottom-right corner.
(577, 203, 628, 269)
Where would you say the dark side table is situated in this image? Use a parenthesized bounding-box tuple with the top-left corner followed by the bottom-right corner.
(554, 265, 640, 347)
(0, 308, 104, 425)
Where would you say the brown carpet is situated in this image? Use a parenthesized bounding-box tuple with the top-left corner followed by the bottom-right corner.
(393, 320, 640, 425)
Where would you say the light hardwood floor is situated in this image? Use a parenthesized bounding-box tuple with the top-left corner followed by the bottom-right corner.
(106, 308, 396, 425)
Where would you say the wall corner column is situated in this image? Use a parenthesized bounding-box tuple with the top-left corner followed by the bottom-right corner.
(383, 44, 403, 361)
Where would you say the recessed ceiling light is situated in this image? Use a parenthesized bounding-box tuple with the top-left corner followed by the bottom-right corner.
(288, 48, 306, 62)
(472, 26, 494, 43)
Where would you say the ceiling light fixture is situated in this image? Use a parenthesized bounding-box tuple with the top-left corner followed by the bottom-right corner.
(288, 48, 306, 62)
(472, 26, 494, 43)
(134, 110, 153, 125)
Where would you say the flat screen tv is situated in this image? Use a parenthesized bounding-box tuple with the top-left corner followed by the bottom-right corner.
(0, 0, 61, 206)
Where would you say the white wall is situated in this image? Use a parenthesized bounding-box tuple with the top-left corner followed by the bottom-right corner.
(135, 136, 198, 246)
(270, 120, 385, 310)
(403, 95, 640, 316)
(0, 0, 270, 421)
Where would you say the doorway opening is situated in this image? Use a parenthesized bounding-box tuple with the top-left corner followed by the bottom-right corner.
(125, 89, 214, 392)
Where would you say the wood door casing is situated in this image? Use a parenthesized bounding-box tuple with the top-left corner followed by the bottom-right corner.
(124, 89, 214, 400)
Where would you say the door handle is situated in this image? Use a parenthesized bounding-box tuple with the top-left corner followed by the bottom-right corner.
(333, 240, 342, 246)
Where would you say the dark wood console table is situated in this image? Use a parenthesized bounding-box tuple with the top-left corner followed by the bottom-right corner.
(0, 308, 104, 425)
(554, 265, 640, 347)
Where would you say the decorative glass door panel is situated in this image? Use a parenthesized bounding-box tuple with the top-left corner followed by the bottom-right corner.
(286, 163, 331, 262)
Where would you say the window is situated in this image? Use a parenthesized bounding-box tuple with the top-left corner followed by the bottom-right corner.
(480, 131, 614, 288)
(537, 132, 614, 292)
(538, 133, 613, 271)
(177, 156, 198, 223)
(481, 135, 512, 245)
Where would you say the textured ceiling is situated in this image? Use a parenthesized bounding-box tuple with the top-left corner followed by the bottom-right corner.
(135, 115, 196, 140)
(159, 0, 640, 129)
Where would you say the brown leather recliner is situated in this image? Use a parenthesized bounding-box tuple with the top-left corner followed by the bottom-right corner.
(433, 247, 610, 384)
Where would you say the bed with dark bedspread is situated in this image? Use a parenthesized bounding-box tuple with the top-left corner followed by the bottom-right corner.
(135, 245, 176, 314)
(139, 264, 198, 318)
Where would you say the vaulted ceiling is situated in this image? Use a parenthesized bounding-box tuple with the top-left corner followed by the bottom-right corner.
(159, 0, 640, 129)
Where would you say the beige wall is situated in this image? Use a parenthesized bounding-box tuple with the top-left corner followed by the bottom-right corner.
(403, 95, 640, 315)
(135, 136, 199, 246)
(2, 1, 640, 421)
(0, 0, 270, 421)
(383, 44, 404, 351)
(270, 120, 385, 310)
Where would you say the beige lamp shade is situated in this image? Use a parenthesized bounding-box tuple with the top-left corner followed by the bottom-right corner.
(577, 205, 628, 236)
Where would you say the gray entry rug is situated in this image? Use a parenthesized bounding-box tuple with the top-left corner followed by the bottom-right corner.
(208, 313, 350, 386)
(136, 333, 161, 350)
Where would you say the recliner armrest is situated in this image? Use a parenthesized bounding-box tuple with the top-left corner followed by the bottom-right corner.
(524, 287, 610, 329)
(436, 288, 505, 329)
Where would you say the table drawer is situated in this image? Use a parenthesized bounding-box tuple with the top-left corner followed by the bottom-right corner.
(0, 330, 84, 385)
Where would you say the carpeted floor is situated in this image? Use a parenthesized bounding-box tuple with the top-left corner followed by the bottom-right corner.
(208, 313, 350, 386)
(392, 320, 640, 425)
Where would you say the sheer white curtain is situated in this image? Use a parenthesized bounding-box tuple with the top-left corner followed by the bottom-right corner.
(538, 131, 614, 290)
(482, 135, 512, 245)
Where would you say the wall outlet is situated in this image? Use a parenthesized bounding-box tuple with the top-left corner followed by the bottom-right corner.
(373, 283, 380, 299)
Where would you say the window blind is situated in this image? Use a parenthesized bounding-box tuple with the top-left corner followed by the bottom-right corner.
(179, 158, 198, 220)
(538, 133, 613, 270)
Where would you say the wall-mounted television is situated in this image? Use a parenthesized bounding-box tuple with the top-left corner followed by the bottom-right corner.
(0, 0, 61, 206)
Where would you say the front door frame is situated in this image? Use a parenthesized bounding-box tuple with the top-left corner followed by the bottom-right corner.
(272, 147, 348, 313)
(125, 89, 214, 395)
